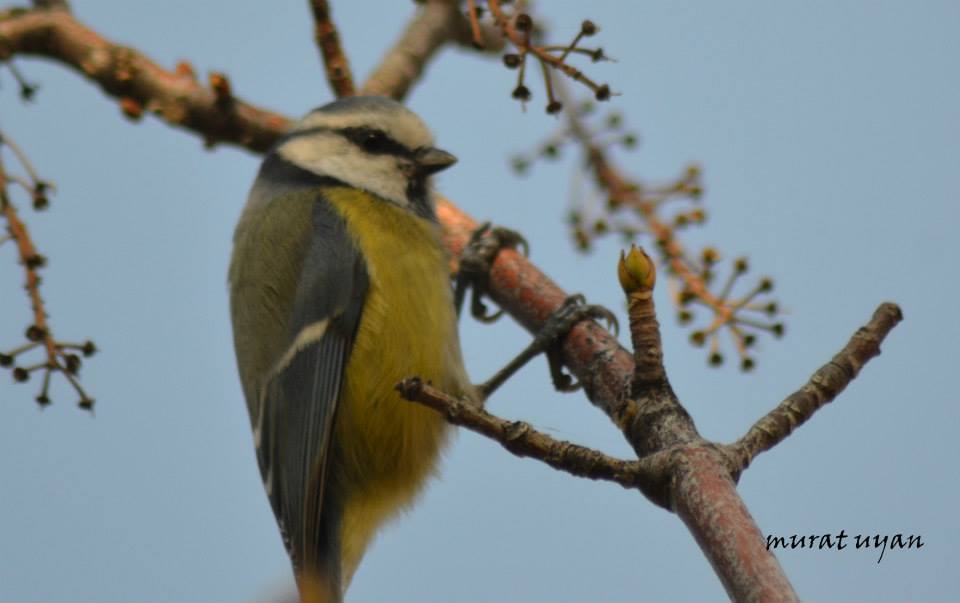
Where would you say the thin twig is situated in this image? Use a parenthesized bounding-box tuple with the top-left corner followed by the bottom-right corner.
(396, 377, 667, 489)
(725, 302, 903, 473)
(487, 0, 608, 99)
(361, 0, 485, 100)
(465, 0, 484, 48)
(0, 132, 43, 184)
(556, 81, 780, 368)
(308, 0, 355, 98)
(0, 156, 57, 368)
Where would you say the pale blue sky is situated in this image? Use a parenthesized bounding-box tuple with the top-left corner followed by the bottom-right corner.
(1, 2, 957, 601)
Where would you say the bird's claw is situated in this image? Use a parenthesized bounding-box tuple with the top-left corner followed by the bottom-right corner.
(454, 222, 529, 322)
(535, 295, 620, 392)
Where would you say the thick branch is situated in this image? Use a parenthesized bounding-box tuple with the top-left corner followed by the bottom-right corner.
(396, 377, 668, 489)
(726, 302, 903, 472)
(673, 447, 798, 602)
(308, 0, 355, 98)
(437, 199, 646, 433)
(0, 9, 291, 153)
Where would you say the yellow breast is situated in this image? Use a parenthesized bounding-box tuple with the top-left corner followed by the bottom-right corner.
(321, 187, 470, 583)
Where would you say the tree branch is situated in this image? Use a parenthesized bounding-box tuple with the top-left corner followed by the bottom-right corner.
(0, 9, 291, 153)
(360, 0, 503, 100)
(0, 139, 95, 408)
(396, 377, 669, 489)
(308, 0, 355, 98)
(725, 302, 904, 473)
(0, 159, 54, 365)
(557, 80, 782, 370)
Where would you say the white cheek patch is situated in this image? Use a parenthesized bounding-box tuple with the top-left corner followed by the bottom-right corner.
(278, 135, 410, 208)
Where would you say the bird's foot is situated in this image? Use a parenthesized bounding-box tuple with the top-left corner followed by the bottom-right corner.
(454, 222, 528, 322)
(476, 294, 618, 400)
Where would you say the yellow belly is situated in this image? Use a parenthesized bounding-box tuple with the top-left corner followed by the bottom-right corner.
(323, 188, 471, 585)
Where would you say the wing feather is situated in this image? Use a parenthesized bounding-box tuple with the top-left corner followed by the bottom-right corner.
(254, 193, 368, 575)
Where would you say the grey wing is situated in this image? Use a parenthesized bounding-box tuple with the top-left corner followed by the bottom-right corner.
(255, 196, 368, 574)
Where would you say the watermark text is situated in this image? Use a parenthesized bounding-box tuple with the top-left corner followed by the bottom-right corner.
(765, 530, 923, 563)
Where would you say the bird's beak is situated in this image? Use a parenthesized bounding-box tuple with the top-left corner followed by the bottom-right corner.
(415, 147, 458, 175)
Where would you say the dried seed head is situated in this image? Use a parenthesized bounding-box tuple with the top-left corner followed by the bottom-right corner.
(502, 53, 522, 69)
(510, 157, 530, 174)
(581, 20, 598, 36)
(512, 85, 532, 101)
(64, 354, 81, 374)
(741, 357, 755, 372)
(32, 190, 50, 211)
(708, 352, 724, 366)
(689, 330, 707, 347)
(25, 254, 46, 269)
(541, 144, 559, 158)
(514, 13, 533, 32)
(574, 228, 590, 251)
(12, 367, 29, 382)
(595, 84, 611, 101)
(0, 353, 13, 367)
(25, 325, 46, 342)
(20, 82, 38, 102)
(82, 341, 98, 357)
(546, 101, 564, 114)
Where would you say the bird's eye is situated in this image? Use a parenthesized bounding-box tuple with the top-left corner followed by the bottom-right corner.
(361, 130, 389, 153)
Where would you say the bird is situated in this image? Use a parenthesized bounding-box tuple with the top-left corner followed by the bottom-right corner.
(228, 96, 471, 603)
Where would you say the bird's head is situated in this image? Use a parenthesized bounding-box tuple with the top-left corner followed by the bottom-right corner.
(275, 96, 456, 218)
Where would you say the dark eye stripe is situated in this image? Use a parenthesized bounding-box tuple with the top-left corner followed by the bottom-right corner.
(340, 127, 412, 157)
(277, 125, 414, 159)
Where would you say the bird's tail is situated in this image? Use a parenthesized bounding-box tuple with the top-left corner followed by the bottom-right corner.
(298, 568, 339, 603)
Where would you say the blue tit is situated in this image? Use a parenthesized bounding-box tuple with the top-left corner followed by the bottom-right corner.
(229, 96, 472, 602)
